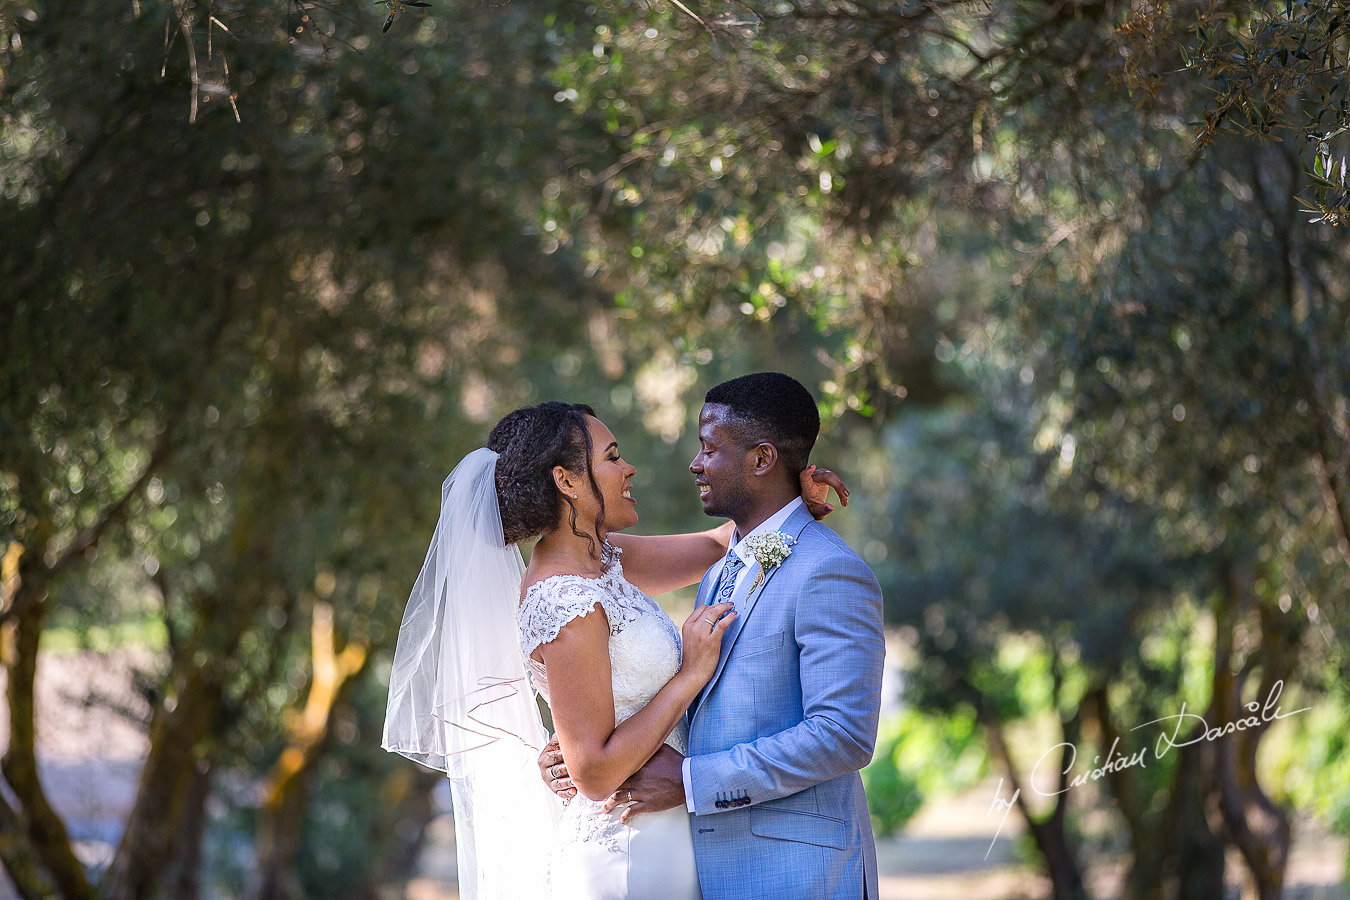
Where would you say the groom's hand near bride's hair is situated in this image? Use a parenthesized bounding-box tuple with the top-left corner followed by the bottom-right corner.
(601, 745, 686, 825)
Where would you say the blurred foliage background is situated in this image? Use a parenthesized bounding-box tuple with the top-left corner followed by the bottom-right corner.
(2, 0, 1348, 897)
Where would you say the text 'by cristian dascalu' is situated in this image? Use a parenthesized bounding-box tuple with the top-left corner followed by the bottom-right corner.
(983, 679, 1310, 859)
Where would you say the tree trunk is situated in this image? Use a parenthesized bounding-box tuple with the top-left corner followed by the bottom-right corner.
(104, 490, 279, 900)
(101, 637, 229, 900)
(0, 545, 61, 900)
(1163, 737, 1226, 900)
(0, 790, 60, 900)
(1027, 816, 1089, 900)
(357, 766, 444, 897)
(250, 602, 369, 900)
(984, 714, 1089, 900)
(165, 760, 214, 900)
(1211, 577, 1293, 900)
(250, 764, 309, 900)
(104, 581, 282, 900)
(1088, 685, 1163, 900)
(0, 430, 178, 900)
(1092, 654, 1227, 899)
(1, 546, 98, 900)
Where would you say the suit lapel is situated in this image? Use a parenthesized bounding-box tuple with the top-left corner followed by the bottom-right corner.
(691, 505, 816, 720)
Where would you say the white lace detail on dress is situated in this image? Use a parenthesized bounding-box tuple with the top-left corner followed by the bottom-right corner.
(556, 794, 627, 855)
(517, 543, 641, 657)
(516, 542, 695, 896)
(517, 543, 686, 753)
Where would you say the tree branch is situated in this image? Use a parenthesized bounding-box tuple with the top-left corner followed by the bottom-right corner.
(0, 430, 174, 627)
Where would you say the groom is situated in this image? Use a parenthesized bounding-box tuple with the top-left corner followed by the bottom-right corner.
(544, 372, 885, 899)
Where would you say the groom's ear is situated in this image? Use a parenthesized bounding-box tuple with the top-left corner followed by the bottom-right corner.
(749, 441, 779, 477)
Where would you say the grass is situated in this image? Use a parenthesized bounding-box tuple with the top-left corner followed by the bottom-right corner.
(39, 618, 169, 654)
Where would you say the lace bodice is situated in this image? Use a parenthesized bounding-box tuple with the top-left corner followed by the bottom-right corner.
(518, 544, 694, 883)
(517, 543, 687, 754)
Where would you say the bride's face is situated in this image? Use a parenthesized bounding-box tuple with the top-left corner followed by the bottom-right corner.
(569, 416, 638, 535)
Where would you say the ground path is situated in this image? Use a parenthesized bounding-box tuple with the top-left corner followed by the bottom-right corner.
(404, 778, 1347, 900)
(2, 650, 1344, 899)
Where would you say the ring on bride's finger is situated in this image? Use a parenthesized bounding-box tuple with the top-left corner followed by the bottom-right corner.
(626, 790, 633, 802)
(704, 618, 716, 626)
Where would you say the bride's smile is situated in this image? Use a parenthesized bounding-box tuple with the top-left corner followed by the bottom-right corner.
(573, 415, 640, 534)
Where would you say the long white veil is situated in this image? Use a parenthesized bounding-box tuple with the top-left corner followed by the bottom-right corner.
(382, 447, 561, 898)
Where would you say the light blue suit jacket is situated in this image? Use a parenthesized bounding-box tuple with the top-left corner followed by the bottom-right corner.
(685, 503, 884, 900)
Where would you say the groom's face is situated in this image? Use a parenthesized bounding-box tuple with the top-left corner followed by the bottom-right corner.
(690, 403, 755, 523)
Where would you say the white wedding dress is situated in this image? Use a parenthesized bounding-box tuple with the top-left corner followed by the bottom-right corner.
(517, 543, 703, 900)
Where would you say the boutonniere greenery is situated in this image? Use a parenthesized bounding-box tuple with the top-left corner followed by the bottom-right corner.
(743, 530, 795, 591)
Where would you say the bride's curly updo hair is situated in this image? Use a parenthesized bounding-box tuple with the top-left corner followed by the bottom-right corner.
(487, 401, 605, 551)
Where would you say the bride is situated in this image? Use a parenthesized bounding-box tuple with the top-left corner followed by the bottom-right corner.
(382, 401, 843, 899)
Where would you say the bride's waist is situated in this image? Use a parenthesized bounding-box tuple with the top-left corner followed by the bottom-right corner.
(560, 726, 687, 825)
(663, 721, 688, 755)
(560, 794, 690, 831)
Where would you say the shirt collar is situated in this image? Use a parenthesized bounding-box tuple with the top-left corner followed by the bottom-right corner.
(729, 496, 805, 565)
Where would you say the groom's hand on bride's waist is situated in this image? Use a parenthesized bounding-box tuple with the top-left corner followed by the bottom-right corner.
(539, 738, 576, 801)
(539, 739, 686, 823)
(602, 745, 686, 825)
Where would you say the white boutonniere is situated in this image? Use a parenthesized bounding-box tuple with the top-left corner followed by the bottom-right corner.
(743, 530, 794, 591)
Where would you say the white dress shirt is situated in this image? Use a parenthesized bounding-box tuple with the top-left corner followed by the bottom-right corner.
(681, 496, 805, 810)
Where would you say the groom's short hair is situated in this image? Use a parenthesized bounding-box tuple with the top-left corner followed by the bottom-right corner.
(705, 372, 820, 478)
